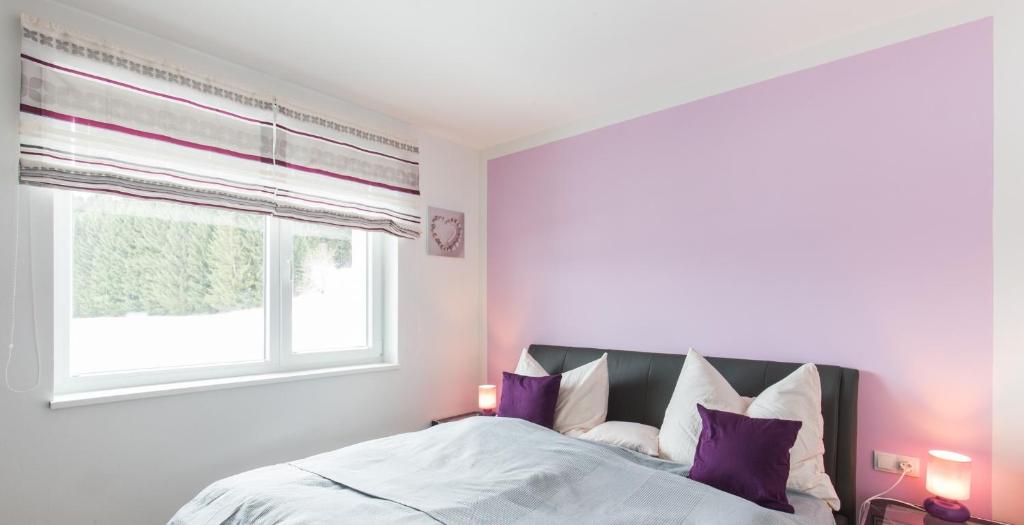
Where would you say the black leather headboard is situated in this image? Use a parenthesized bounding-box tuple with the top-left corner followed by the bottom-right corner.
(527, 344, 859, 524)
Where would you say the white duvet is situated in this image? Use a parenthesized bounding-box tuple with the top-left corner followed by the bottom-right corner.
(171, 416, 835, 524)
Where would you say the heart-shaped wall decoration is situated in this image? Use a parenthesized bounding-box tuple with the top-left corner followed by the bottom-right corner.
(427, 207, 465, 257)
(432, 216, 462, 250)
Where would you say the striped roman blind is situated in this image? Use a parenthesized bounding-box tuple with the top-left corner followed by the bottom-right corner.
(18, 15, 421, 239)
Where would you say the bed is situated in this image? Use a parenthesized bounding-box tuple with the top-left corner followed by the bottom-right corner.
(170, 344, 859, 525)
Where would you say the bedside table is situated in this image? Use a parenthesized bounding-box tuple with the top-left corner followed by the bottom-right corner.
(864, 498, 1012, 525)
(430, 411, 494, 426)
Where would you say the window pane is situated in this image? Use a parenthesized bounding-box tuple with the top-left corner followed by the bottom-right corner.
(291, 224, 369, 353)
(69, 192, 265, 375)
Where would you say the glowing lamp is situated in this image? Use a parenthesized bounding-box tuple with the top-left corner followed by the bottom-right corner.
(923, 450, 971, 522)
(478, 384, 497, 415)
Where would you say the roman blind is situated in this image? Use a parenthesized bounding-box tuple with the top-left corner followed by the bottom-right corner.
(18, 16, 421, 239)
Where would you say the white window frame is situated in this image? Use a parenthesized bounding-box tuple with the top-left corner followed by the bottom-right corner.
(278, 218, 385, 369)
(51, 191, 388, 397)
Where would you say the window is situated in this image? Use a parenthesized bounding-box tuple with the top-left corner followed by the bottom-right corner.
(53, 191, 387, 395)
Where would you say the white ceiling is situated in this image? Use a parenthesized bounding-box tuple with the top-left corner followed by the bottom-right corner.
(54, 0, 974, 149)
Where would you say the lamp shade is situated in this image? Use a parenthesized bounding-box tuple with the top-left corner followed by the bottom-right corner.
(478, 384, 497, 414)
(925, 450, 971, 501)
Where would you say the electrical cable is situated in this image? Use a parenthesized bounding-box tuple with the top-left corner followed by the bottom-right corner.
(857, 462, 912, 525)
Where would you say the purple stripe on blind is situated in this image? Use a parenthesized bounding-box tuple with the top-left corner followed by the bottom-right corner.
(21, 54, 274, 127)
(21, 104, 421, 196)
(278, 190, 420, 222)
(21, 150, 264, 194)
(21, 175, 418, 238)
(23, 54, 419, 166)
(21, 103, 273, 163)
(24, 178, 272, 216)
(271, 158, 420, 195)
(277, 124, 418, 166)
(275, 211, 417, 237)
(20, 148, 420, 224)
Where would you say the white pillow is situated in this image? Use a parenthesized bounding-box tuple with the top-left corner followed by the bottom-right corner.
(579, 421, 659, 456)
(658, 349, 840, 511)
(515, 349, 609, 435)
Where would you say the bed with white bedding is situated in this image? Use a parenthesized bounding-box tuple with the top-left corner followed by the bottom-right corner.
(171, 345, 858, 524)
(171, 416, 835, 525)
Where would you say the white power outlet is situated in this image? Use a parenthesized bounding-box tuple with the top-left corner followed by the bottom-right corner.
(873, 450, 920, 477)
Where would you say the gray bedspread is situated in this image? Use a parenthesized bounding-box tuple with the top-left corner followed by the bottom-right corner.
(170, 417, 835, 524)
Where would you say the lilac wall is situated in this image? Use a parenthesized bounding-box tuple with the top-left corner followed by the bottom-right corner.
(487, 19, 993, 512)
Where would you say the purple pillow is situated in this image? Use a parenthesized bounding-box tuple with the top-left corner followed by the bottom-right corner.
(497, 372, 561, 429)
(688, 404, 802, 513)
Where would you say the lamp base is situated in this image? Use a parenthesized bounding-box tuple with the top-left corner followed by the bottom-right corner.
(923, 496, 970, 523)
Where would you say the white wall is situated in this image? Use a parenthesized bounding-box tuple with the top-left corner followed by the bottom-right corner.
(0, 2, 483, 524)
(993, 1, 1024, 522)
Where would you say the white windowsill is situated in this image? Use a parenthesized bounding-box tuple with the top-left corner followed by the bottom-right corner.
(50, 362, 400, 409)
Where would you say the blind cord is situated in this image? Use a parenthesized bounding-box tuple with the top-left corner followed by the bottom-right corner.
(272, 98, 278, 168)
(4, 186, 41, 393)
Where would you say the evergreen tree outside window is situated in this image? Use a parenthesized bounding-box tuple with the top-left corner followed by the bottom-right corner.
(54, 191, 385, 395)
